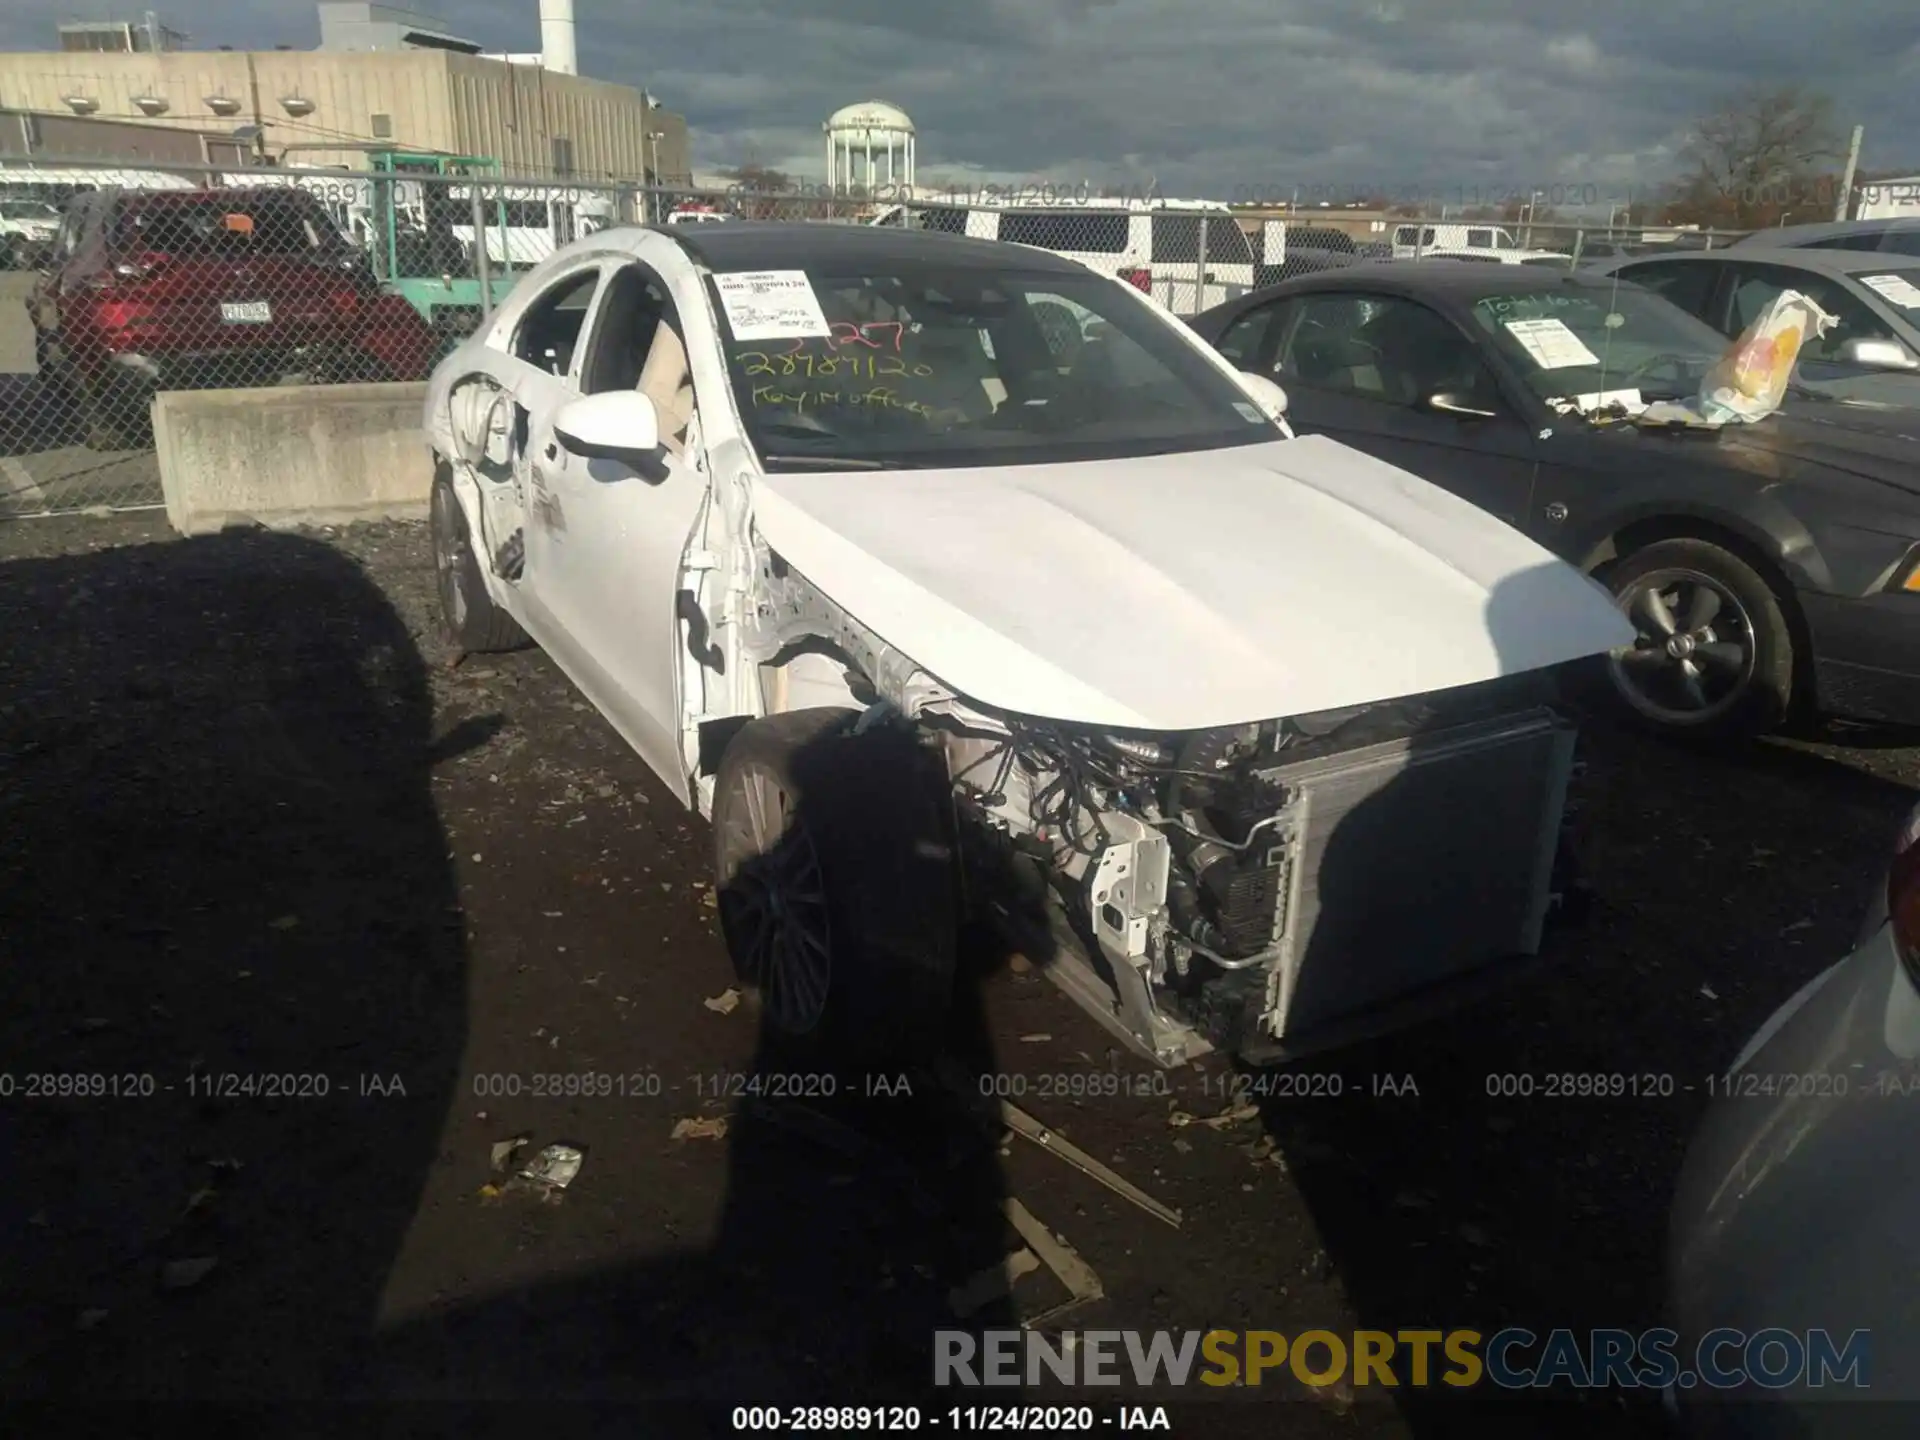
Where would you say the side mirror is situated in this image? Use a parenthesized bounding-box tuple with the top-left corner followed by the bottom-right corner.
(552, 390, 662, 467)
(1238, 370, 1289, 420)
(1427, 391, 1500, 419)
(1835, 337, 1920, 372)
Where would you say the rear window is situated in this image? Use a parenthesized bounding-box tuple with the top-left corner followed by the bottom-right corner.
(111, 195, 342, 256)
(1149, 212, 1254, 265)
(917, 205, 968, 234)
(998, 210, 1127, 253)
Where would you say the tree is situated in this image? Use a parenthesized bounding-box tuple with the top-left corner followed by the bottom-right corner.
(1671, 84, 1842, 228)
(722, 163, 800, 218)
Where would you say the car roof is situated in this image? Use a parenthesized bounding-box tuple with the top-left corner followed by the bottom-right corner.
(1732, 218, 1920, 247)
(1236, 260, 1642, 300)
(1596, 246, 1920, 277)
(660, 221, 1090, 275)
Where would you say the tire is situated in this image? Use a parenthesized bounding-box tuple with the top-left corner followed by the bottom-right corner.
(711, 707, 957, 1065)
(77, 370, 148, 452)
(1600, 537, 1793, 739)
(430, 469, 528, 654)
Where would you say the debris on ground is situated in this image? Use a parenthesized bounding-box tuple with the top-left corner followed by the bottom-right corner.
(671, 1116, 728, 1142)
(1170, 1098, 1259, 1131)
(1005, 1198, 1104, 1328)
(1699, 983, 1720, 1001)
(702, 987, 742, 1015)
(509, 1143, 584, 1199)
(961, 1083, 1180, 1228)
(948, 1247, 1042, 1318)
(490, 1135, 532, 1172)
(76, 1309, 110, 1332)
(1018, 1034, 1051, 1043)
(159, 1257, 218, 1291)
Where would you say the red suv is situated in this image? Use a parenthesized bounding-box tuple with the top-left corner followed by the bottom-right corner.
(33, 186, 439, 449)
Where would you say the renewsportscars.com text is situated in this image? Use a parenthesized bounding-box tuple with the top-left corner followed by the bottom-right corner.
(935, 1328, 1870, 1391)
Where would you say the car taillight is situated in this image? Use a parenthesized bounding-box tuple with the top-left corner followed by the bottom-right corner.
(1120, 267, 1152, 292)
(1887, 805, 1920, 970)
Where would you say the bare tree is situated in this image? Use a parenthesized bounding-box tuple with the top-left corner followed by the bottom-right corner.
(1672, 84, 1841, 227)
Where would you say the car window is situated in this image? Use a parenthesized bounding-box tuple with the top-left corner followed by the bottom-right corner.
(1214, 300, 1291, 369)
(1149, 213, 1254, 266)
(579, 263, 671, 394)
(1467, 228, 1493, 249)
(111, 194, 343, 256)
(1726, 263, 1897, 364)
(997, 210, 1127, 253)
(1808, 230, 1920, 257)
(713, 264, 1276, 471)
(1275, 293, 1503, 409)
(512, 268, 601, 377)
(1616, 261, 1722, 324)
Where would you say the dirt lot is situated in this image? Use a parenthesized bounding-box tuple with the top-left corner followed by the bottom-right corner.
(2, 514, 1915, 1435)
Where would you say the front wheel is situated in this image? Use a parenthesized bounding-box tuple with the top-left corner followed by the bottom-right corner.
(711, 708, 957, 1064)
(1601, 538, 1793, 739)
(430, 469, 528, 655)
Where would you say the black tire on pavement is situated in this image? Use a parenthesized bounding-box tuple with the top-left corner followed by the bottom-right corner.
(77, 371, 148, 452)
(430, 467, 528, 654)
(1601, 537, 1794, 740)
(711, 707, 958, 1065)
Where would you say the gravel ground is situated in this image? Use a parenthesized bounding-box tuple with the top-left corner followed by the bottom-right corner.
(2, 514, 1915, 1436)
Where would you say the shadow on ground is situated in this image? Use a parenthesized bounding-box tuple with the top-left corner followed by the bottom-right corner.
(0, 531, 469, 1400)
(1256, 559, 1920, 1435)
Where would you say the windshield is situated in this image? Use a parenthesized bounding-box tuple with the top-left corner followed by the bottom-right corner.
(1855, 270, 1920, 314)
(713, 265, 1278, 471)
(1466, 281, 1733, 406)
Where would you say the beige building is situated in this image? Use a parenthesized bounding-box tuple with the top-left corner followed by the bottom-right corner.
(0, 48, 688, 183)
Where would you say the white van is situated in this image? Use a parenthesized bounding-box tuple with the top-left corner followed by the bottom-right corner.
(871, 198, 1286, 313)
(1389, 221, 1558, 262)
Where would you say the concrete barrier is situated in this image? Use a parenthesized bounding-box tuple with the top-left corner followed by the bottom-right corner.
(155, 381, 432, 536)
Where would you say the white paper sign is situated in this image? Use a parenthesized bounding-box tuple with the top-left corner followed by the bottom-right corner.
(712, 270, 831, 341)
(1503, 317, 1600, 370)
(1860, 273, 1920, 310)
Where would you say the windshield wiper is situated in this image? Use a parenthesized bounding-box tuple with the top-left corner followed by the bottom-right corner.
(760, 454, 896, 471)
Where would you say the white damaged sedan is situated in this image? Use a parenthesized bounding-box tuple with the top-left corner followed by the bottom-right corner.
(425, 222, 1633, 1066)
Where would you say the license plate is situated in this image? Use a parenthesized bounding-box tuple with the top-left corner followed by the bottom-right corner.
(220, 301, 271, 324)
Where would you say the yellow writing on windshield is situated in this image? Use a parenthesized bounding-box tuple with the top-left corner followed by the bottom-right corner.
(738, 350, 935, 380)
(752, 385, 933, 418)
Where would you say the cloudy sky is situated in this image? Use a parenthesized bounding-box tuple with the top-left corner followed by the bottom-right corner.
(7, 0, 1919, 201)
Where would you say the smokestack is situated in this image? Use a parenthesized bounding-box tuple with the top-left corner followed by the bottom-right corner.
(539, 0, 577, 75)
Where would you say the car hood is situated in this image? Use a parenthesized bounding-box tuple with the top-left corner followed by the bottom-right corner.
(1673, 402, 1920, 496)
(752, 435, 1634, 731)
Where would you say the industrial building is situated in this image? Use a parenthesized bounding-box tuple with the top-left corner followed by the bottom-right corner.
(0, 3, 688, 182)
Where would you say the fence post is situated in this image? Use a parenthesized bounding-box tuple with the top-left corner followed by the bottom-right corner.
(471, 182, 492, 320)
(1570, 229, 1585, 267)
(1195, 215, 1209, 313)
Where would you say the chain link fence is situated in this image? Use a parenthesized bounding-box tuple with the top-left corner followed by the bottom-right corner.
(0, 154, 1758, 520)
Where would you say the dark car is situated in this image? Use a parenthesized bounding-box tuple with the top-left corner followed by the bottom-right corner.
(1728, 215, 1920, 257)
(1190, 263, 1920, 738)
(1586, 247, 1920, 409)
(32, 186, 439, 449)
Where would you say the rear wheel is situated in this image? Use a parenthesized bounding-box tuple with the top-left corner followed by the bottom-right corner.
(712, 708, 957, 1064)
(430, 469, 527, 654)
(1601, 538, 1793, 739)
(77, 370, 148, 452)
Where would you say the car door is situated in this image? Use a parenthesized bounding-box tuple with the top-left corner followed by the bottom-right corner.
(444, 257, 605, 627)
(1720, 261, 1920, 406)
(533, 256, 711, 791)
(1259, 290, 1540, 527)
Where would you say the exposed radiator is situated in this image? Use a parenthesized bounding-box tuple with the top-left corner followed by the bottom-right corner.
(1187, 706, 1575, 1050)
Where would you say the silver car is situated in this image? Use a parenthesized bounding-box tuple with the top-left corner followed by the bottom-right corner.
(1667, 799, 1920, 1435)
(1586, 247, 1920, 408)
